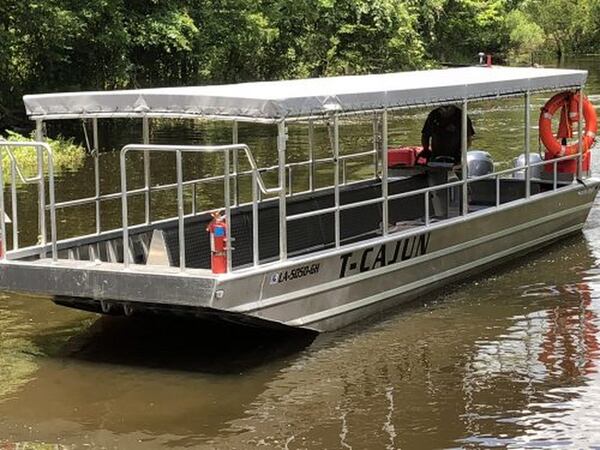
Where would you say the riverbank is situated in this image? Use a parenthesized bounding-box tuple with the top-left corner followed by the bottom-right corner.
(1, 131, 85, 180)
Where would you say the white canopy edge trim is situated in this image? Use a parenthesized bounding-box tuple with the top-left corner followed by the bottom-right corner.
(24, 66, 588, 122)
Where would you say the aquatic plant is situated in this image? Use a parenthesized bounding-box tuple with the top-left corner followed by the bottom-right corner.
(0, 130, 86, 182)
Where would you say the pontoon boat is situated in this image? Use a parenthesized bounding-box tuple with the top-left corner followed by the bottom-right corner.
(0, 66, 597, 332)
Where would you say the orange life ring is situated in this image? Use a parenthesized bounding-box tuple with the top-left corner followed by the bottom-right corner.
(539, 92, 597, 158)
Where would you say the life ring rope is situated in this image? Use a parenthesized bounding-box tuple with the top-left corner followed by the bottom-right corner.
(539, 92, 598, 158)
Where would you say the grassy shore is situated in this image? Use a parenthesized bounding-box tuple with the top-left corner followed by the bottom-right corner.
(0, 130, 86, 182)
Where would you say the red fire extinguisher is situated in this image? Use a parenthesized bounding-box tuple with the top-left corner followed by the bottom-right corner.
(206, 211, 228, 274)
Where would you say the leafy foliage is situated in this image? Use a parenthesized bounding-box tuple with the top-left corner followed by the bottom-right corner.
(505, 9, 544, 61)
(415, 0, 511, 64)
(1, 0, 598, 129)
(0, 130, 86, 180)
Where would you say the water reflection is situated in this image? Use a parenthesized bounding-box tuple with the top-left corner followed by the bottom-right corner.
(2, 56, 600, 448)
(3, 226, 600, 448)
(0, 316, 315, 449)
(190, 235, 600, 449)
(61, 315, 316, 374)
(0, 295, 40, 399)
(460, 282, 600, 448)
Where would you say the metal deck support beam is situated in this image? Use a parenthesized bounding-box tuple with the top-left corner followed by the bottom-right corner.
(93, 118, 101, 234)
(461, 100, 469, 216)
(333, 114, 341, 248)
(142, 116, 151, 224)
(382, 109, 389, 235)
(278, 121, 288, 261)
(578, 88, 584, 179)
(524, 91, 531, 198)
(35, 120, 46, 256)
(232, 121, 239, 206)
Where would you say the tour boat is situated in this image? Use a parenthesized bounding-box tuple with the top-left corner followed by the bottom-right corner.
(0, 65, 597, 332)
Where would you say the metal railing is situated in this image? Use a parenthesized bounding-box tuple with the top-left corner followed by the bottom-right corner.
(0, 140, 57, 261)
(47, 150, 376, 211)
(288, 153, 584, 243)
(120, 144, 281, 272)
(286, 89, 588, 251)
(1, 89, 587, 273)
(0, 137, 376, 268)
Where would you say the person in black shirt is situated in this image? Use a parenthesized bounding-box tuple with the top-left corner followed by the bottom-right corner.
(420, 105, 475, 164)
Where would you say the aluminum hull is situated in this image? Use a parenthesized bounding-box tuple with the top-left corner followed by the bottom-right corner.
(1, 180, 599, 332)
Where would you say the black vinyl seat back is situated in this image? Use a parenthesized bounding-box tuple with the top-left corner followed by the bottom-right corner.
(159, 176, 431, 269)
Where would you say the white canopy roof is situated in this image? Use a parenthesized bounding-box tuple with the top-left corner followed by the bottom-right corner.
(24, 66, 587, 122)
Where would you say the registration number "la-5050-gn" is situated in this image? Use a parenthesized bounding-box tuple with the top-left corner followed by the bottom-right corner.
(269, 264, 321, 285)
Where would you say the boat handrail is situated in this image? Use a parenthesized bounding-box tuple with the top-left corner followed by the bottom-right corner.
(0, 142, 44, 185)
(1, 89, 588, 272)
(0, 141, 376, 266)
(121, 143, 280, 196)
(44, 149, 376, 213)
(0, 140, 57, 261)
(287, 153, 582, 229)
(120, 143, 279, 271)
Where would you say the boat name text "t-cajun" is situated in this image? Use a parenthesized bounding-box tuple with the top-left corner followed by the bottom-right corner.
(339, 233, 431, 278)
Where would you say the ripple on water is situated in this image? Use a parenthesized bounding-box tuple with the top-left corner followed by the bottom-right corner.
(3, 56, 600, 449)
(0, 297, 41, 401)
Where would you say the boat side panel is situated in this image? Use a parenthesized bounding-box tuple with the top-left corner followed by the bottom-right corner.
(305, 225, 583, 331)
(284, 208, 588, 330)
(216, 184, 598, 331)
(0, 183, 597, 332)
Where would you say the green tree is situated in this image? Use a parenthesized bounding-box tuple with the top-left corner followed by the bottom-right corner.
(522, 0, 579, 58)
(3, 0, 600, 131)
(189, 0, 278, 83)
(67, 0, 130, 90)
(415, 0, 511, 63)
(262, 0, 426, 79)
(0, 0, 80, 125)
(505, 9, 543, 62)
(127, 0, 199, 86)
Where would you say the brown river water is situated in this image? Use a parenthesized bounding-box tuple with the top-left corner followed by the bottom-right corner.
(2, 57, 600, 449)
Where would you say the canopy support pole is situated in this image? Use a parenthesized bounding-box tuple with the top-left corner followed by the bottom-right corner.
(578, 88, 584, 179)
(143, 117, 151, 224)
(333, 114, 341, 247)
(382, 109, 389, 236)
(93, 118, 101, 234)
(524, 91, 531, 198)
(278, 121, 287, 261)
(177, 150, 186, 271)
(232, 121, 239, 206)
(461, 100, 469, 216)
(308, 120, 315, 192)
(373, 114, 380, 179)
(36, 120, 46, 257)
